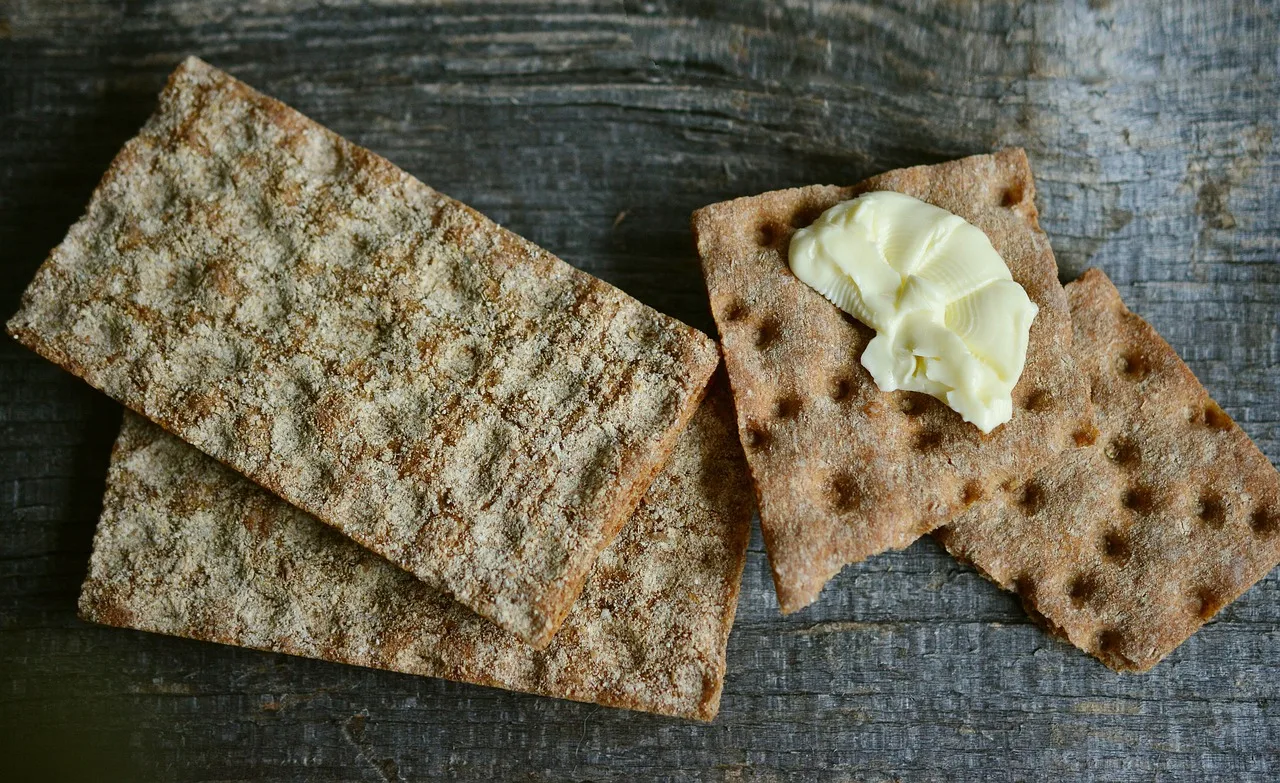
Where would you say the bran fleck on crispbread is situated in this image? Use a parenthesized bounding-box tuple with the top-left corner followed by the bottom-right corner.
(8, 57, 720, 646)
(694, 149, 1095, 613)
(936, 268, 1280, 671)
(79, 386, 754, 721)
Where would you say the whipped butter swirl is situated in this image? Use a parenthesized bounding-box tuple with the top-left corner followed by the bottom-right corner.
(789, 191, 1037, 433)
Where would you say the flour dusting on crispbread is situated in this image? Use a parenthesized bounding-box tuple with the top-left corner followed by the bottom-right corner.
(79, 387, 753, 720)
(8, 57, 719, 645)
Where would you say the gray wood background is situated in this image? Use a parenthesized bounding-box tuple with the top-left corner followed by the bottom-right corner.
(2, 1, 1277, 780)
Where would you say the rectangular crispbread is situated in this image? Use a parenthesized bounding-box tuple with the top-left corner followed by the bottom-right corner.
(8, 57, 720, 646)
(935, 268, 1280, 671)
(694, 150, 1095, 612)
(79, 386, 753, 721)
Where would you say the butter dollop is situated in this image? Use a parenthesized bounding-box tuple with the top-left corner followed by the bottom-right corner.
(788, 191, 1037, 433)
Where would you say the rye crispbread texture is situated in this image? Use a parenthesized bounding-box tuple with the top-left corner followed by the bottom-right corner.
(694, 149, 1095, 612)
(8, 57, 719, 646)
(79, 386, 753, 721)
(935, 268, 1280, 671)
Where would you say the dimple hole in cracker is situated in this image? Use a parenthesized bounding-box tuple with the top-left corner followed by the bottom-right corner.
(1103, 436, 1140, 465)
(773, 395, 801, 420)
(1096, 629, 1125, 655)
(961, 481, 984, 505)
(1250, 507, 1278, 537)
(742, 423, 770, 452)
(722, 300, 748, 323)
(825, 473, 861, 512)
(829, 378, 851, 402)
(1193, 586, 1227, 620)
(915, 430, 943, 452)
(1122, 486, 1154, 514)
(1000, 183, 1026, 208)
(1117, 351, 1149, 380)
(1196, 495, 1227, 528)
(1100, 530, 1131, 564)
(1067, 574, 1098, 608)
(755, 319, 779, 349)
(1089, 376, 1106, 402)
(790, 205, 825, 229)
(1193, 402, 1233, 431)
(899, 394, 924, 417)
(756, 222, 781, 248)
(1023, 389, 1053, 413)
(1072, 426, 1099, 448)
(1018, 482, 1045, 514)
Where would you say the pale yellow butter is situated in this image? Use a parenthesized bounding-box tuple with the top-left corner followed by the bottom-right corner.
(788, 191, 1037, 433)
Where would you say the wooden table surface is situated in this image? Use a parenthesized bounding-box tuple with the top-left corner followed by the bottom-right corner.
(2, 1, 1277, 780)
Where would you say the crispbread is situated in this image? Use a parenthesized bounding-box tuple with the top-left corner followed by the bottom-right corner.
(935, 268, 1280, 671)
(8, 57, 720, 646)
(694, 150, 1094, 612)
(79, 386, 753, 721)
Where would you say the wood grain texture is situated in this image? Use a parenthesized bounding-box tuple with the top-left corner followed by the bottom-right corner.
(1, 0, 1277, 780)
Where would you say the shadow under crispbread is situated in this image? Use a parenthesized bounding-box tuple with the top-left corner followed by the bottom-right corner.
(694, 149, 1095, 613)
(936, 268, 1280, 671)
(77, 386, 754, 721)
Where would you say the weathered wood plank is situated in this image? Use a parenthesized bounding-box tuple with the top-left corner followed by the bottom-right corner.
(1, 0, 1277, 780)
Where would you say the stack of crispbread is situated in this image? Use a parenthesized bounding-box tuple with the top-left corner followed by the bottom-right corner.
(696, 151, 1279, 671)
(8, 57, 753, 720)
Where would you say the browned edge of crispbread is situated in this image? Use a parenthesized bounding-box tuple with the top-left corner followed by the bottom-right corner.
(684, 370, 751, 719)
(525, 356, 720, 648)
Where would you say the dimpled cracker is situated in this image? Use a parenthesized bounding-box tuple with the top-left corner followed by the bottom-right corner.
(935, 268, 1280, 671)
(79, 387, 753, 721)
(8, 57, 719, 646)
(694, 149, 1094, 613)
